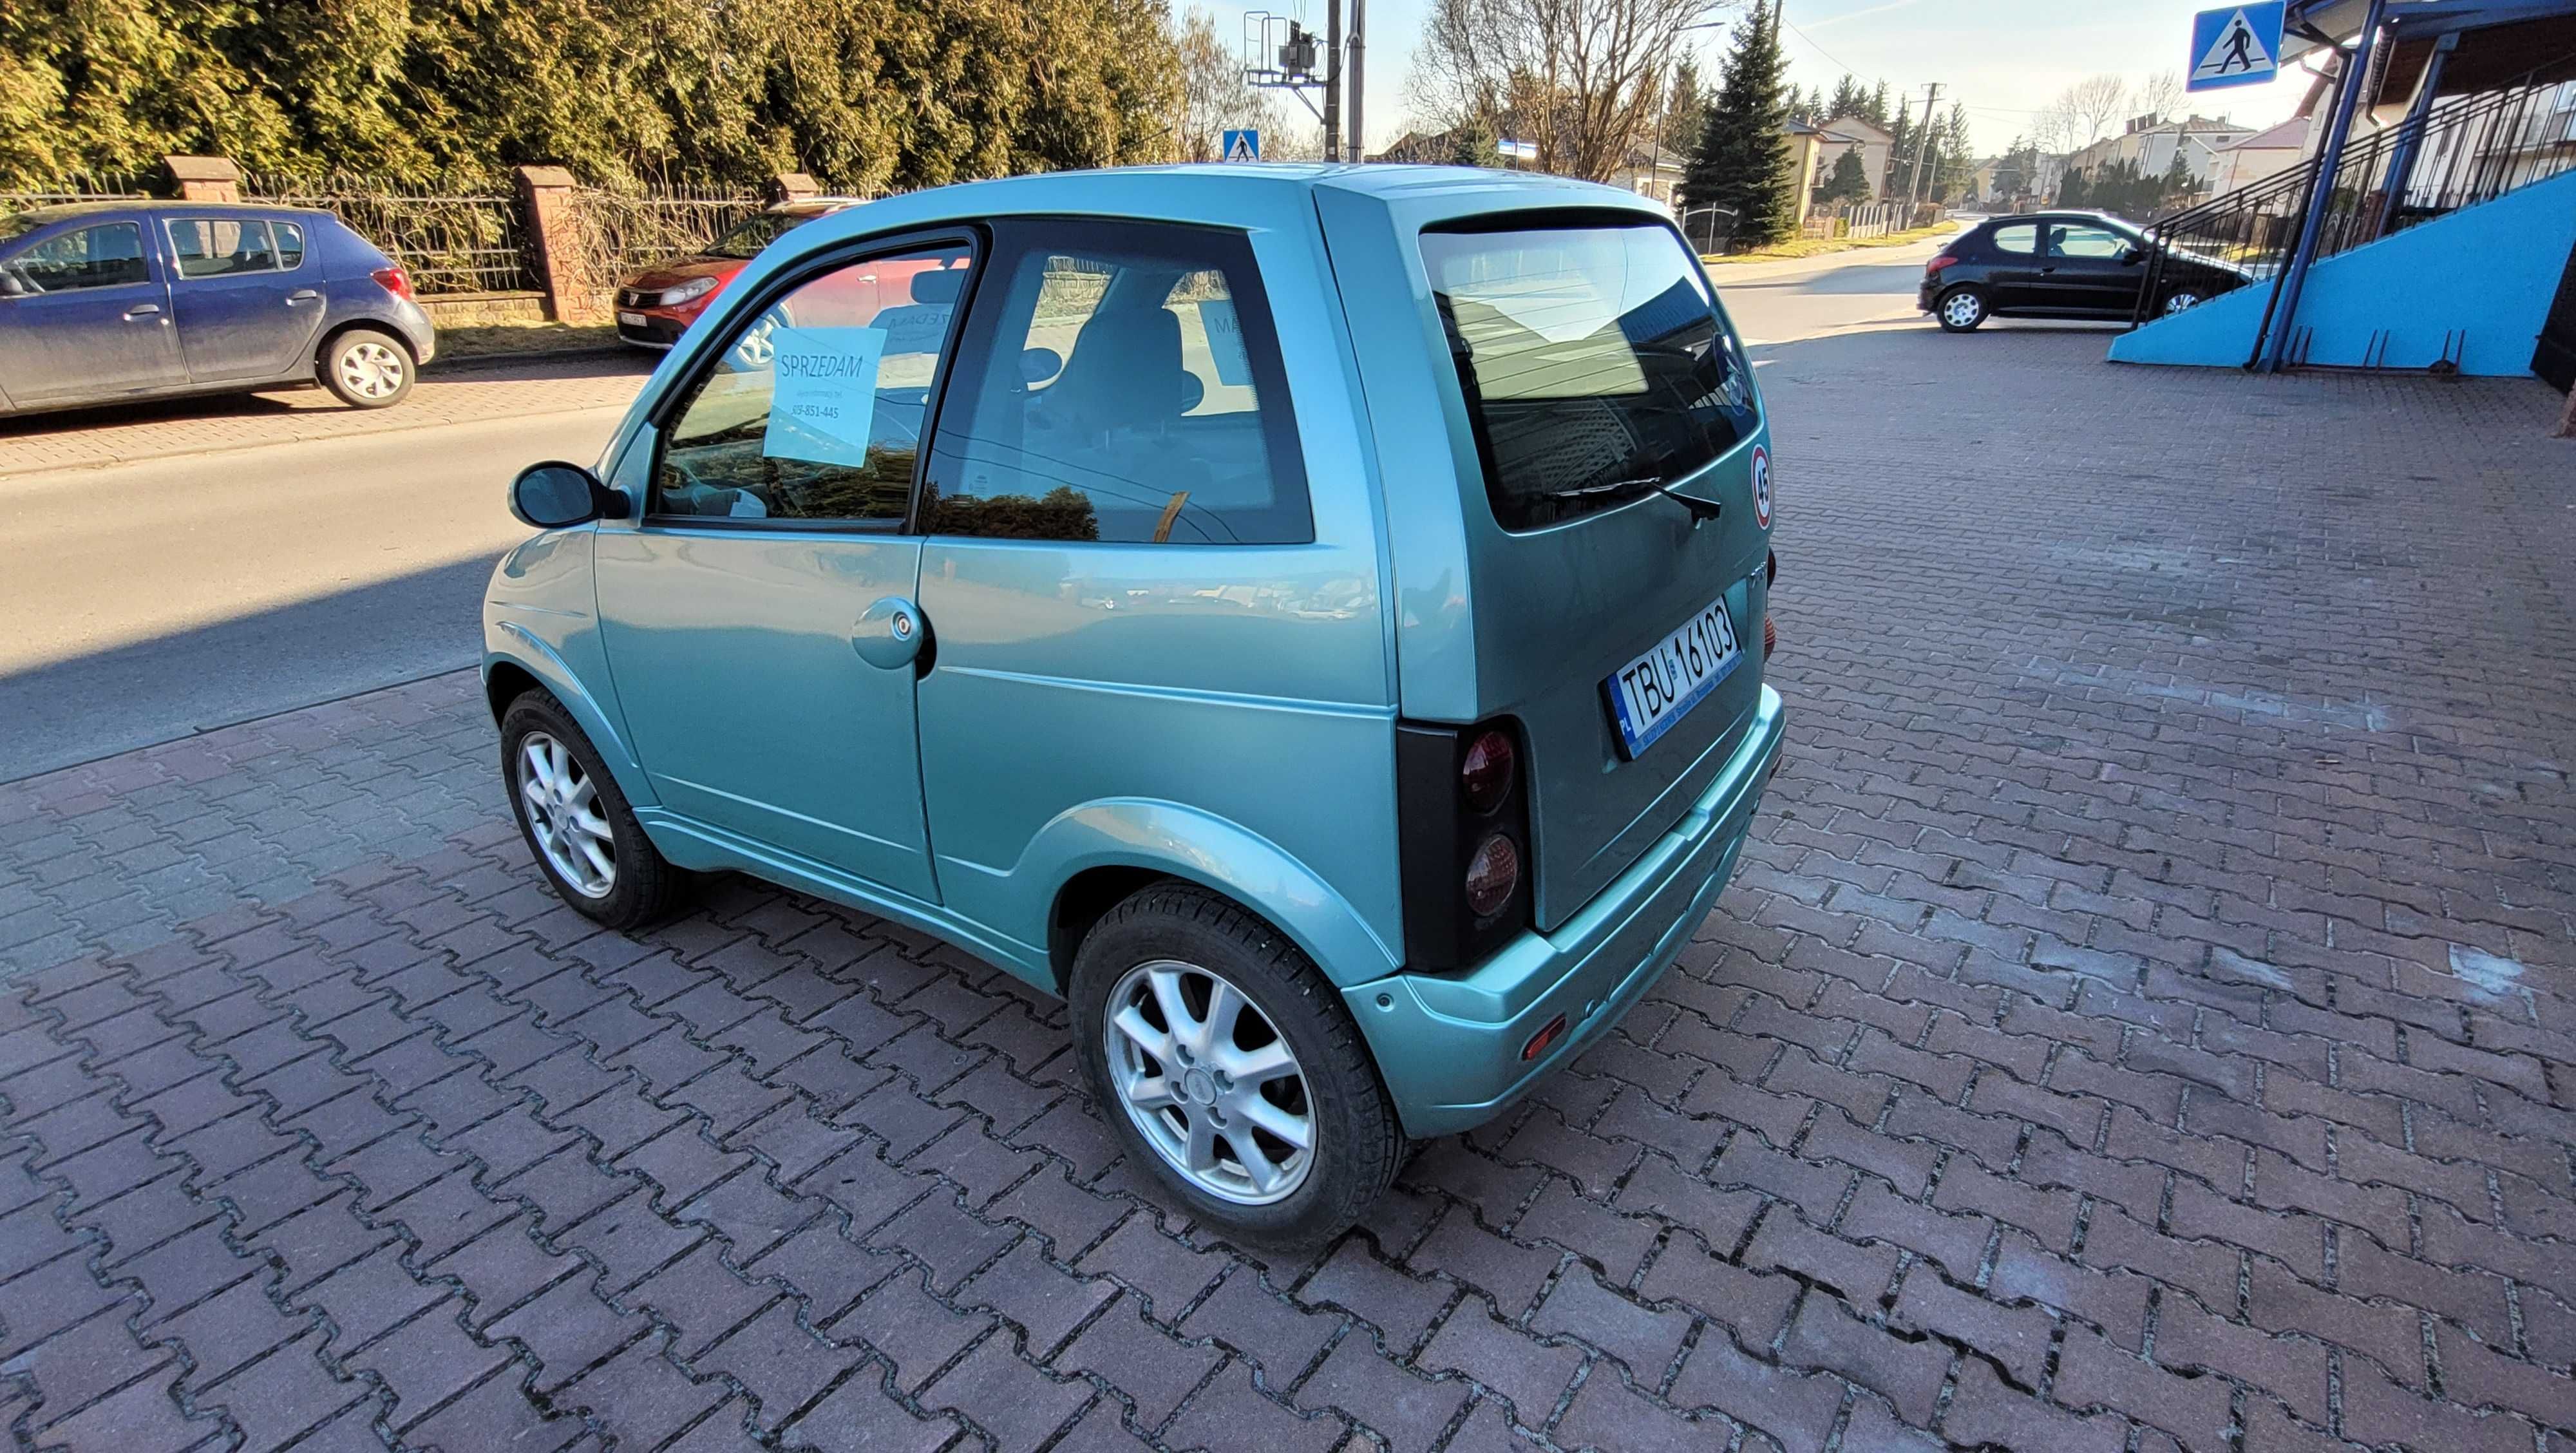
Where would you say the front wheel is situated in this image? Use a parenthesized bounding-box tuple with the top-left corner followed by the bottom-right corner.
(1935, 287, 1988, 332)
(1068, 883, 1402, 1249)
(500, 690, 688, 929)
(321, 328, 415, 408)
(2160, 289, 2204, 316)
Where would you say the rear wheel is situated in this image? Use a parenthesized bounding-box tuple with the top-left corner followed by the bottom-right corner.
(2160, 289, 2204, 316)
(321, 328, 414, 408)
(1936, 287, 1988, 332)
(1069, 882, 1401, 1249)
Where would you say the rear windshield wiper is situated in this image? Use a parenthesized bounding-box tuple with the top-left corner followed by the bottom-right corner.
(1540, 476, 1723, 526)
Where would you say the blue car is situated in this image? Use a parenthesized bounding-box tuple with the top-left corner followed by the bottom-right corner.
(486, 164, 1784, 1244)
(0, 200, 436, 417)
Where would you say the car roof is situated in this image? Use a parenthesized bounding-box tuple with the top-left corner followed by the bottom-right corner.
(8, 199, 337, 223)
(1982, 210, 2137, 229)
(775, 164, 1663, 262)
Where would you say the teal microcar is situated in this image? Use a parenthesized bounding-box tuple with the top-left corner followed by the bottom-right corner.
(486, 164, 1784, 1246)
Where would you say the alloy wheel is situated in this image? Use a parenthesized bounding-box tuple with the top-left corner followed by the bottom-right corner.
(2163, 291, 2202, 316)
(517, 731, 616, 898)
(1104, 959, 1316, 1206)
(337, 340, 408, 399)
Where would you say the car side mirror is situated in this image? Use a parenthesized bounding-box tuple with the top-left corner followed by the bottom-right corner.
(0, 272, 27, 298)
(509, 461, 623, 529)
(2120, 246, 2146, 265)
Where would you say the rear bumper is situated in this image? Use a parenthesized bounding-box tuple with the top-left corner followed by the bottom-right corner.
(1348, 684, 1785, 1137)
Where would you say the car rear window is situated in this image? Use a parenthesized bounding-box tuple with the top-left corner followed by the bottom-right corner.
(1422, 220, 1757, 531)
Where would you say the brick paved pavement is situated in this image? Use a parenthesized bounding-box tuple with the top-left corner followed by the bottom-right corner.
(1, 330, 2571, 1451)
(0, 354, 651, 478)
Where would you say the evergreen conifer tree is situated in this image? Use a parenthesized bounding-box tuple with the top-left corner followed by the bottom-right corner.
(1680, 0, 1799, 249)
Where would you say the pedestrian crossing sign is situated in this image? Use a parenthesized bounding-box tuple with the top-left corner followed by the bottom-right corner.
(2188, 3, 2284, 91)
(1222, 129, 1261, 162)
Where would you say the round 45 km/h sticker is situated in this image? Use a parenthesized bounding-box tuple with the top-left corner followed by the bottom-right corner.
(1750, 445, 1772, 529)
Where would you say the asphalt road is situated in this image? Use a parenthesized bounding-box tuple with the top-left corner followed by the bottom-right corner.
(0, 406, 626, 781)
(0, 236, 1954, 784)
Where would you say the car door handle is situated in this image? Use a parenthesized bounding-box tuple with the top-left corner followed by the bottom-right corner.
(287, 289, 320, 304)
(123, 303, 162, 319)
(851, 596, 928, 670)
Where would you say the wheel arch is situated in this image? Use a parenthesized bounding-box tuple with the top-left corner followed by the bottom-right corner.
(314, 318, 417, 372)
(483, 637, 656, 810)
(1027, 801, 1405, 998)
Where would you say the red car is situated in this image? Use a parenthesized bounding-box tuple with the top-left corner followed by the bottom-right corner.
(612, 199, 866, 350)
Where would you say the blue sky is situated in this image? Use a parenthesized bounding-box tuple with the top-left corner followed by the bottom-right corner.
(1200, 0, 2316, 157)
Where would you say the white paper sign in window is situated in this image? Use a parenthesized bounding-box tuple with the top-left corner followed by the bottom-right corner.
(763, 325, 887, 468)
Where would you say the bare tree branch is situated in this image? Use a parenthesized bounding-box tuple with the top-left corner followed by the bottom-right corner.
(1409, 0, 1734, 182)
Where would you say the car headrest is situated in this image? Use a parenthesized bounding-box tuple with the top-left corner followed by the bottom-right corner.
(911, 269, 965, 305)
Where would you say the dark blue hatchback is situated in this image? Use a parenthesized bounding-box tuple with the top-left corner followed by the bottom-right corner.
(0, 200, 437, 417)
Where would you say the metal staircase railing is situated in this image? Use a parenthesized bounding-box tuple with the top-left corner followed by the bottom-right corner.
(2131, 52, 2576, 334)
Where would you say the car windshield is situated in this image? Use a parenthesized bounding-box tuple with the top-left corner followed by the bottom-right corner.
(706, 212, 816, 260)
(1422, 220, 1759, 531)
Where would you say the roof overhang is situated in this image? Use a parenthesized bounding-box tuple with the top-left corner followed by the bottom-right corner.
(2282, 0, 2576, 62)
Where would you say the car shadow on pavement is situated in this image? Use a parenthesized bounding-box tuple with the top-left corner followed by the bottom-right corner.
(0, 556, 499, 784)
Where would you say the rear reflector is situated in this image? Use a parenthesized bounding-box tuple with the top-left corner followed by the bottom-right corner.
(1522, 1012, 1569, 1062)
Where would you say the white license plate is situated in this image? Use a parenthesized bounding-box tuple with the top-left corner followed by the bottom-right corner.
(1604, 596, 1743, 759)
(618, 311, 648, 328)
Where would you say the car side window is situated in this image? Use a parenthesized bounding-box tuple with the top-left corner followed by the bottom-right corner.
(167, 220, 279, 278)
(924, 220, 1311, 545)
(1989, 223, 2038, 256)
(652, 243, 972, 524)
(7, 223, 148, 292)
(274, 223, 306, 269)
(2049, 224, 2128, 259)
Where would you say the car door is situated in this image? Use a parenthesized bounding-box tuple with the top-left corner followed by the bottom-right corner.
(163, 216, 327, 381)
(911, 218, 1385, 942)
(0, 216, 185, 405)
(592, 234, 976, 904)
(1978, 222, 2045, 310)
(2036, 221, 2145, 316)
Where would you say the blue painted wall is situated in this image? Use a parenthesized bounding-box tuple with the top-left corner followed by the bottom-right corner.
(2109, 166, 2576, 375)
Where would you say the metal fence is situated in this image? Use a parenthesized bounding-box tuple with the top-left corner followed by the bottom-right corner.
(2134, 53, 2576, 345)
(564, 183, 771, 295)
(244, 172, 540, 296)
(0, 171, 153, 208)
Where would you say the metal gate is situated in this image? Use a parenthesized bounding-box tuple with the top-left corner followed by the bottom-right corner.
(2536, 235, 2576, 393)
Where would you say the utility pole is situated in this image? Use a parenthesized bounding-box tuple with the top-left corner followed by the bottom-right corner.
(1347, 0, 1366, 162)
(1323, 0, 1343, 162)
(1902, 82, 1942, 213)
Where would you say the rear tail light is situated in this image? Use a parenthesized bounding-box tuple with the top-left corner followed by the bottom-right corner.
(1395, 717, 1533, 973)
(371, 265, 414, 301)
(1925, 254, 1958, 274)
(1459, 728, 1515, 813)
(1463, 833, 1520, 917)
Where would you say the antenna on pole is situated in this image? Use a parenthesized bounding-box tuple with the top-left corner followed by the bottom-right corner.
(1242, 8, 1347, 156)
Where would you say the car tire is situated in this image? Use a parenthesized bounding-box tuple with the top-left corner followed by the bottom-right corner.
(1068, 882, 1402, 1250)
(1935, 287, 1988, 332)
(500, 690, 689, 930)
(321, 327, 415, 408)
